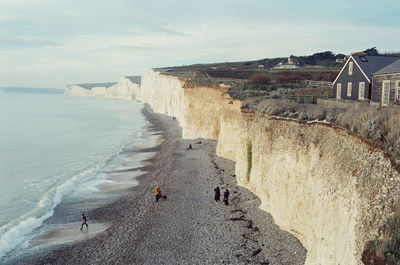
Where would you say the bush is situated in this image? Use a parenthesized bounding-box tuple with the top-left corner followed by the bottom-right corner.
(255, 99, 334, 121)
(335, 106, 400, 161)
(248, 74, 271, 85)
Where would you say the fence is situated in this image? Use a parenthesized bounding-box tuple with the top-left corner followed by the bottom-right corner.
(305, 80, 333, 88)
(279, 94, 333, 104)
(316, 98, 374, 108)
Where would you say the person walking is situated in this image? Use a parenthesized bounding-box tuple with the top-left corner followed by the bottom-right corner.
(154, 186, 161, 202)
(223, 188, 230, 205)
(81, 213, 88, 230)
(214, 186, 221, 202)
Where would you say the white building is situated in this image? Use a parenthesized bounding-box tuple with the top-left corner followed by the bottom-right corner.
(274, 57, 301, 69)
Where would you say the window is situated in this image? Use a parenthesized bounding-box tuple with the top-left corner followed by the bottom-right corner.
(348, 61, 354, 75)
(358, 82, 365, 100)
(347, 82, 352, 97)
(382, 80, 390, 106)
(359, 56, 368, 62)
(395, 81, 400, 102)
(336, 83, 342, 99)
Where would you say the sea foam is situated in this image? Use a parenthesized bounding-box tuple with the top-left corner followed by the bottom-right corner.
(0, 163, 101, 259)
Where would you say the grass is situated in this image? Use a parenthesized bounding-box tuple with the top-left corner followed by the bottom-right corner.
(160, 65, 400, 169)
(335, 105, 400, 164)
(243, 99, 400, 168)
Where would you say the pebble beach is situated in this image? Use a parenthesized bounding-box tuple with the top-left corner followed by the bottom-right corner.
(6, 105, 307, 265)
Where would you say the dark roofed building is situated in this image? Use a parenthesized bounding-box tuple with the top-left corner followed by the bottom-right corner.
(352, 55, 400, 80)
(371, 58, 400, 106)
(333, 55, 400, 101)
(374, 58, 400, 75)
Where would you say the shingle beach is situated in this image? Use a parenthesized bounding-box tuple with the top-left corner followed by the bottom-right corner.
(7, 105, 306, 265)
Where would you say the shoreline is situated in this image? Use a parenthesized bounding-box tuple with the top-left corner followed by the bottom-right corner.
(6, 104, 306, 265)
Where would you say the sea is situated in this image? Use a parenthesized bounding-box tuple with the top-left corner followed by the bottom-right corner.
(0, 87, 158, 262)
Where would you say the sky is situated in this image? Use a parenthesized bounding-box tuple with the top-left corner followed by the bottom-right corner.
(0, 0, 399, 88)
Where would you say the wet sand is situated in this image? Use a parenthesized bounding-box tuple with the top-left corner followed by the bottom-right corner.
(31, 223, 109, 247)
(6, 105, 306, 265)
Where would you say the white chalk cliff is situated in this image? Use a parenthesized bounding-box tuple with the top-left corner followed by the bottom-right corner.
(64, 76, 140, 100)
(134, 69, 400, 265)
(67, 68, 400, 264)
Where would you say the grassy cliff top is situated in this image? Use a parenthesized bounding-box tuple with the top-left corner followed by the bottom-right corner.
(156, 52, 400, 173)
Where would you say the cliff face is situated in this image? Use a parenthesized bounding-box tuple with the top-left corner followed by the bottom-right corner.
(235, 117, 400, 264)
(137, 70, 185, 122)
(64, 77, 138, 100)
(131, 69, 400, 265)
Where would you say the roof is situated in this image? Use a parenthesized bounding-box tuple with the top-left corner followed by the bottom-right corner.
(374, 58, 400, 75)
(352, 55, 400, 79)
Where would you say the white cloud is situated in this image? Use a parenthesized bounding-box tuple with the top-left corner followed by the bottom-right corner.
(0, 21, 398, 88)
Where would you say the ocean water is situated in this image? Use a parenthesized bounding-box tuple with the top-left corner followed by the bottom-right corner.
(0, 88, 153, 259)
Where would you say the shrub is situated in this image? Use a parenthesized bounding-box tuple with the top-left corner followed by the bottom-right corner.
(334, 105, 400, 162)
(248, 74, 271, 85)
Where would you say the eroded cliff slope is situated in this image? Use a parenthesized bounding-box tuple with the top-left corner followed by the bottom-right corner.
(129, 69, 400, 265)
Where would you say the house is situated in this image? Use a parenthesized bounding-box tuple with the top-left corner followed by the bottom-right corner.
(273, 57, 301, 69)
(333, 54, 400, 101)
(371, 59, 400, 106)
(335, 56, 347, 63)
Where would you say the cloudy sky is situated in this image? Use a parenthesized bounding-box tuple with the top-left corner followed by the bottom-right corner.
(0, 0, 399, 88)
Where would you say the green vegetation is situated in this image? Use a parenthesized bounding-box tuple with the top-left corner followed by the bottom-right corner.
(385, 215, 400, 264)
(160, 47, 400, 165)
(363, 208, 400, 265)
(158, 50, 341, 104)
(293, 51, 339, 67)
(244, 100, 400, 165)
(158, 50, 343, 75)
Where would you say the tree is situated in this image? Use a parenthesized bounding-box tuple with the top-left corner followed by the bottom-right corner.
(363, 47, 379, 56)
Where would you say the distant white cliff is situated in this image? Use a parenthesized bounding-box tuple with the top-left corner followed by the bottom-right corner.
(64, 76, 140, 100)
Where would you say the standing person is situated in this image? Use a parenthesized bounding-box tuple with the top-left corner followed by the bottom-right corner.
(188, 144, 193, 150)
(223, 188, 230, 205)
(81, 213, 88, 230)
(154, 186, 161, 202)
(214, 186, 221, 202)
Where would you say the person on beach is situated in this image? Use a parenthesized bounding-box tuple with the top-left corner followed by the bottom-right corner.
(223, 188, 230, 205)
(154, 186, 161, 202)
(214, 186, 221, 202)
(188, 144, 192, 150)
(81, 213, 88, 230)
